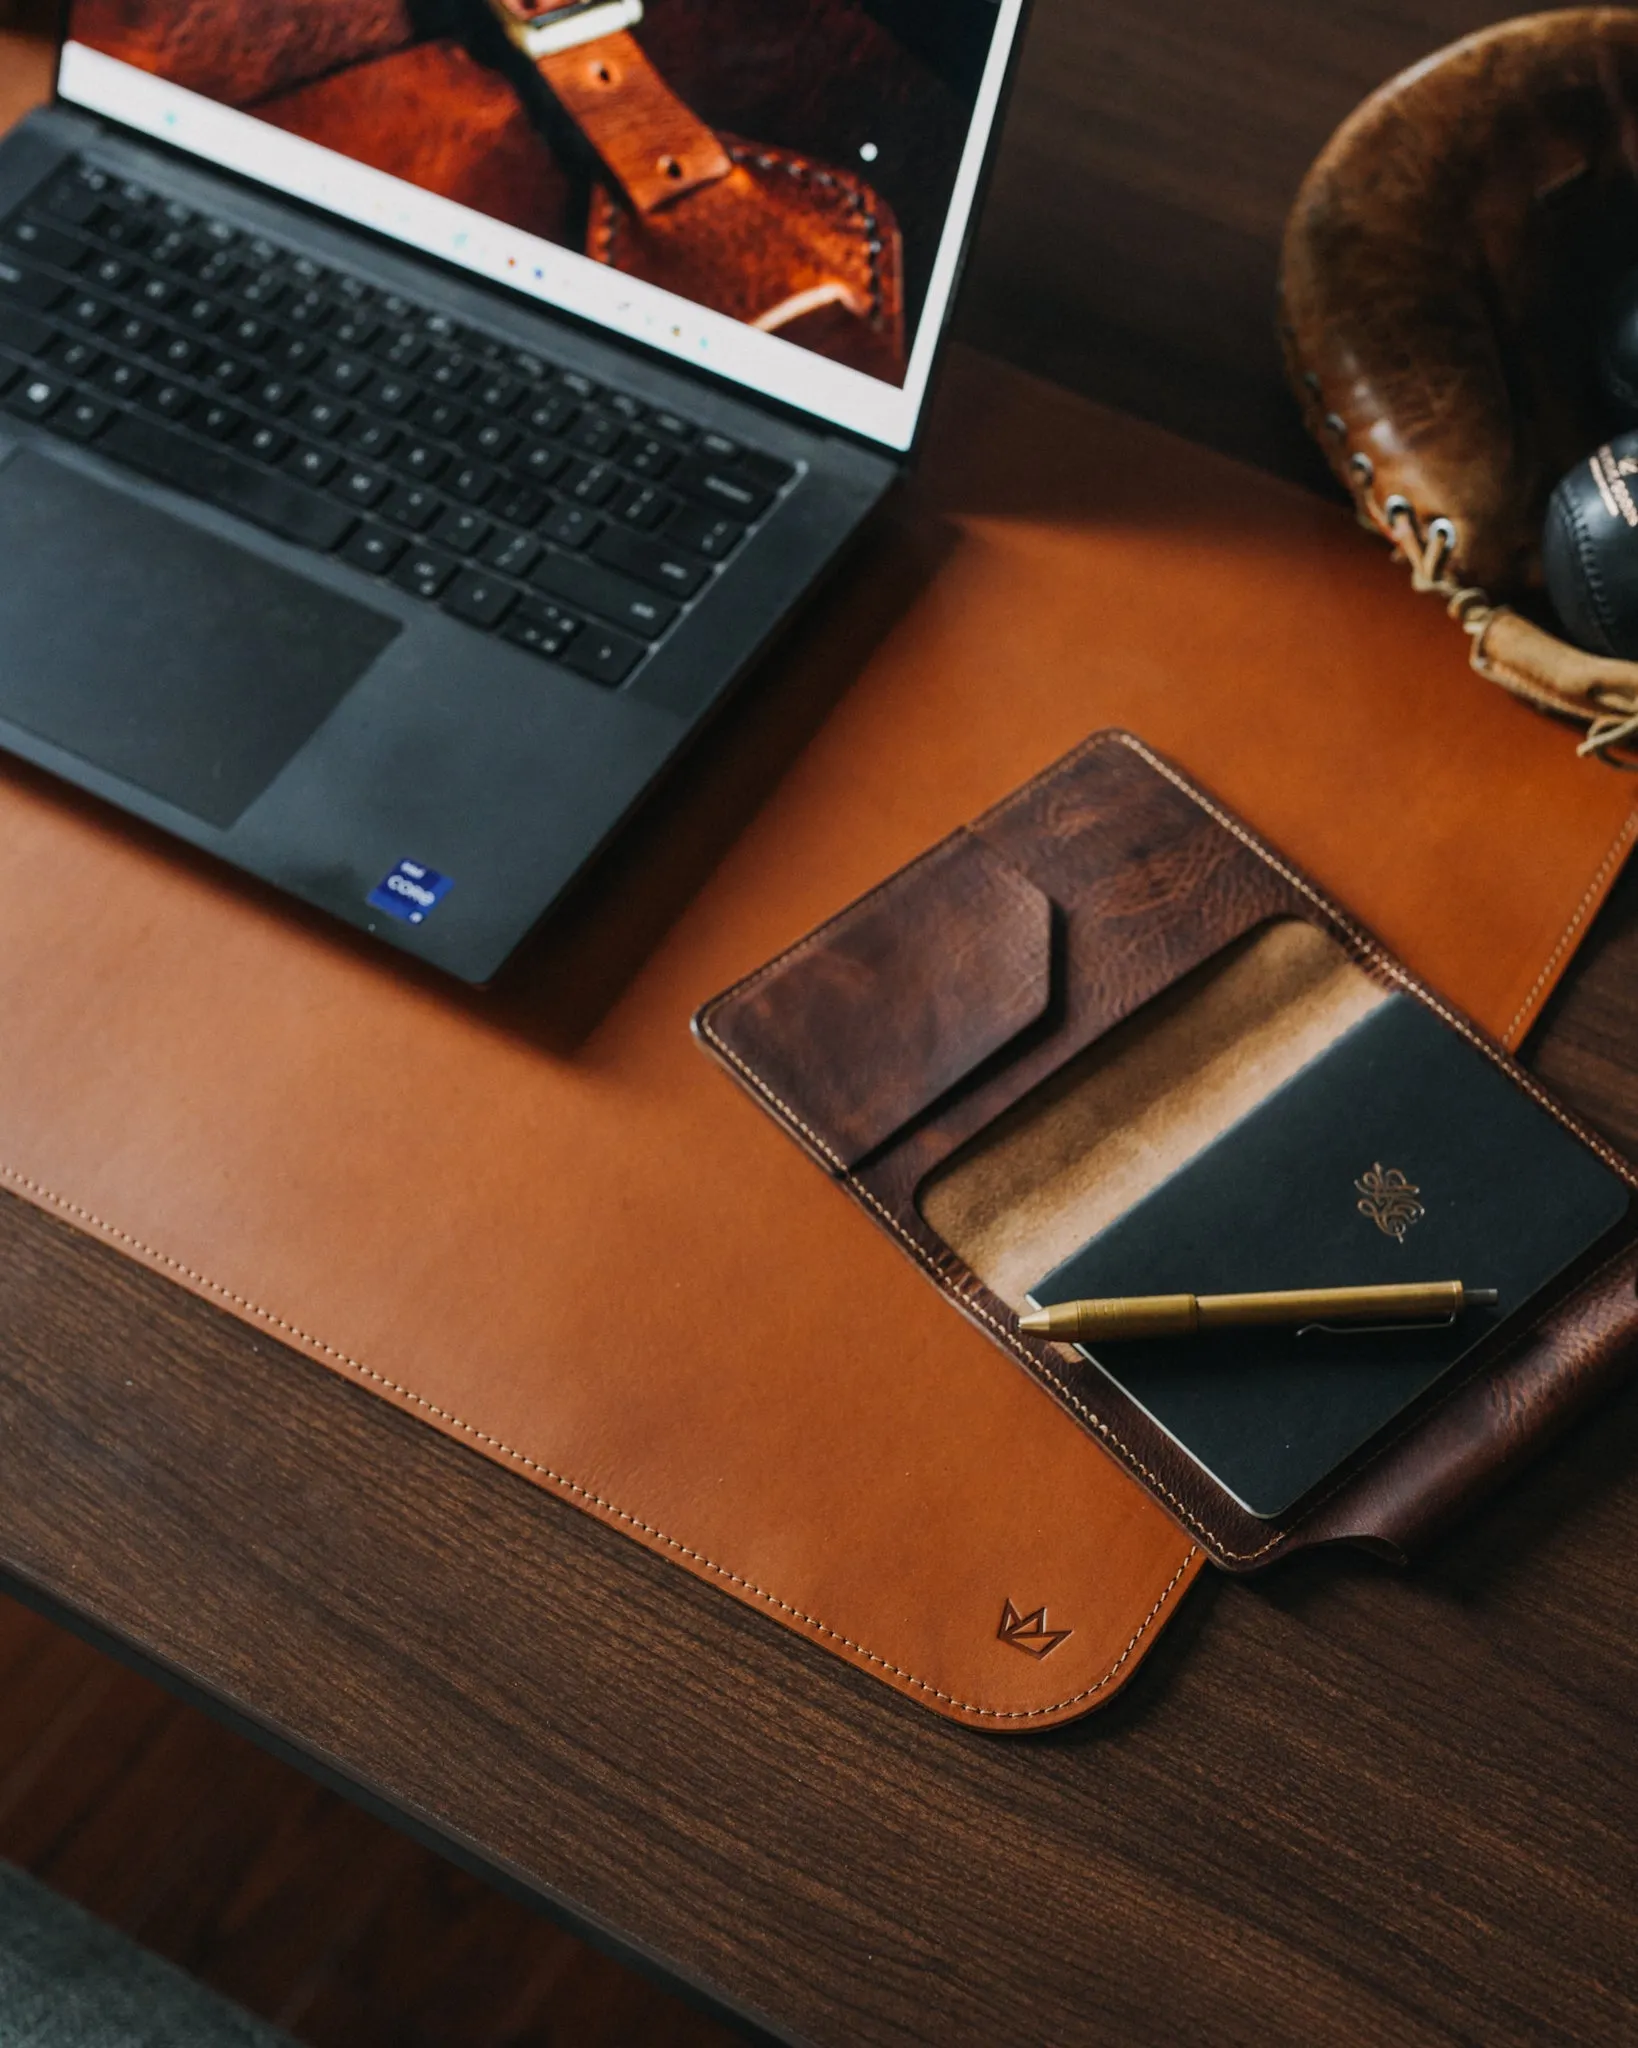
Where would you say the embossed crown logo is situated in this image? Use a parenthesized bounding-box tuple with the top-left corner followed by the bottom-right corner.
(1355, 1163, 1424, 1243)
(997, 1599, 1073, 1660)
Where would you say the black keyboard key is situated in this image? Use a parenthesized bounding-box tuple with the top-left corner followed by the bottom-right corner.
(698, 431, 740, 462)
(610, 482, 670, 530)
(0, 258, 66, 312)
(251, 373, 299, 414)
(0, 358, 21, 397)
(83, 252, 136, 291)
(237, 270, 286, 310)
(137, 379, 196, 422)
(518, 441, 566, 485)
(181, 293, 227, 332)
(270, 333, 324, 374)
(425, 347, 477, 393)
(561, 458, 618, 506)
(390, 542, 458, 600)
(568, 410, 625, 457)
(671, 454, 773, 519)
(442, 568, 517, 630)
(735, 447, 798, 489)
(561, 621, 643, 687)
(346, 418, 399, 460)
(447, 459, 497, 505)
(591, 524, 707, 598)
(323, 352, 373, 394)
(532, 551, 677, 639)
(241, 420, 291, 462)
(473, 371, 516, 411)
(285, 442, 340, 487)
(666, 503, 745, 560)
(197, 400, 246, 441)
(366, 373, 419, 415)
(626, 436, 676, 480)
(649, 409, 696, 443)
(0, 300, 51, 358)
(332, 463, 390, 510)
(341, 521, 405, 576)
(55, 390, 112, 441)
(431, 506, 490, 553)
(156, 334, 202, 373)
(45, 173, 109, 226)
(559, 370, 598, 401)
(6, 218, 85, 268)
(204, 352, 254, 392)
(195, 251, 242, 291)
(398, 439, 446, 483)
(225, 312, 276, 352)
(503, 597, 579, 660)
(470, 419, 517, 462)
(137, 273, 181, 312)
(51, 336, 102, 377)
(415, 395, 467, 438)
(111, 313, 157, 352)
(295, 392, 350, 437)
(380, 330, 428, 371)
(382, 482, 440, 530)
(100, 412, 356, 549)
(605, 392, 645, 424)
(493, 481, 548, 527)
(539, 501, 599, 549)
(95, 359, 149, 402)
(284, 287, 330, 329)
(331, 312, 380, 350)
(63, 291, 113, 331)
(481, 527, 541, 578)
(514, 389, 577, 436)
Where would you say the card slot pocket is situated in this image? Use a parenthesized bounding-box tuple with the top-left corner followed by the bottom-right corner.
(917, 919, 1389, 1310)
(700, 829, 1054, 1170)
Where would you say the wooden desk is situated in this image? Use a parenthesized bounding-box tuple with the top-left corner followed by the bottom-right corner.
(2, 10, 1636, 2045)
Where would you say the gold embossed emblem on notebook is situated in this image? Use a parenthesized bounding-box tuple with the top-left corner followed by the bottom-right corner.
(1355, 1163, 1425, 1242)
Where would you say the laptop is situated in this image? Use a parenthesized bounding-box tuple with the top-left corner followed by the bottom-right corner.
(0, 0, 1029, 981)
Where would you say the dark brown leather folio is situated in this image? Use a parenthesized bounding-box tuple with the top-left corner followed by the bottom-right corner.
(698, 732, 1638, 1569)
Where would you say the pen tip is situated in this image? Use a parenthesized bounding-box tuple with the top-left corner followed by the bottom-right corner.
(1017, 1309, 1050, 1335)
(1469, 1287, 1499, 1307)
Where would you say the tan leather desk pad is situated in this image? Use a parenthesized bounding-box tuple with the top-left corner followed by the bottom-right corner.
(1, 349, 1635, 1730)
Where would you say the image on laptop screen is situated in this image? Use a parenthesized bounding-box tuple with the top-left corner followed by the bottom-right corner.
(56, 0, 1025, 451)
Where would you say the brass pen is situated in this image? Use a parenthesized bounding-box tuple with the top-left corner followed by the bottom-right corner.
(1017, 1280, 1499, 1343)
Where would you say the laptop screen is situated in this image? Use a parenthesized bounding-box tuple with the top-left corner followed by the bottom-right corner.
(55, 0, 1026, 452)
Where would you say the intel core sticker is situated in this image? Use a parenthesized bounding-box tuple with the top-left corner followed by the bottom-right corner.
(368, 858, 453, 926)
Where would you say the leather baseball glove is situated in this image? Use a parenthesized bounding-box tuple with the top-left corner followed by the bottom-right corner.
(1279, 8, 1638, 760)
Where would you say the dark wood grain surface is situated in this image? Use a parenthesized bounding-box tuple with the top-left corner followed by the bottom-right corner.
(2, 8, 1638, 2047)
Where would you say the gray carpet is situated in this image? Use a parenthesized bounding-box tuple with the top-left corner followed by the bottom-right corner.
(0, 1864, 295, 2047)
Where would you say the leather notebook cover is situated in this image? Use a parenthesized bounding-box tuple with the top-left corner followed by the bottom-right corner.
(0, 350, 1636, 1727)
(1030, 994, 1632, 1519)
(698, 732, 1638, 1569)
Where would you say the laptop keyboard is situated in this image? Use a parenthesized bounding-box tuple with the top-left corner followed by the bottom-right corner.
(0, 161, 800, 689)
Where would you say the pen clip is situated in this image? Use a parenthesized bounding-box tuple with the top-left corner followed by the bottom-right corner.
(1295, 1312, 1461, 1339)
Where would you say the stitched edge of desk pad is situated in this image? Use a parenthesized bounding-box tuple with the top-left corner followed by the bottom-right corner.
(0, 1150, 1201, 1726)
(697, 731, 1638, 1566)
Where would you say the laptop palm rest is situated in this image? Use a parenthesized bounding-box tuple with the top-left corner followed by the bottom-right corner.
(0, 447, 399, 828)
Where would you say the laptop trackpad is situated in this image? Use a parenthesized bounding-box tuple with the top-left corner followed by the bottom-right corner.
(0, 447, 399, 828)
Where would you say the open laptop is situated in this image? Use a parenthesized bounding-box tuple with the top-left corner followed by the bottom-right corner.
(0, 0, 1028, 980)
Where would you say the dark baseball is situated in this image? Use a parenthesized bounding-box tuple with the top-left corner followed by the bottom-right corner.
(1542, 430, 1638, 658)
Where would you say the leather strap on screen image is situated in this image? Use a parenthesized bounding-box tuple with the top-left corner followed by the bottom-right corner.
(485, 0, 907, 377)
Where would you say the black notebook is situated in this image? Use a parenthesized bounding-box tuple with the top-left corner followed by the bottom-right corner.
(1029, 994, 1631, 1518)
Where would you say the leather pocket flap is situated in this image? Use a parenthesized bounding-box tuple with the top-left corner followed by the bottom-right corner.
(700, 831, 1053, 1168)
